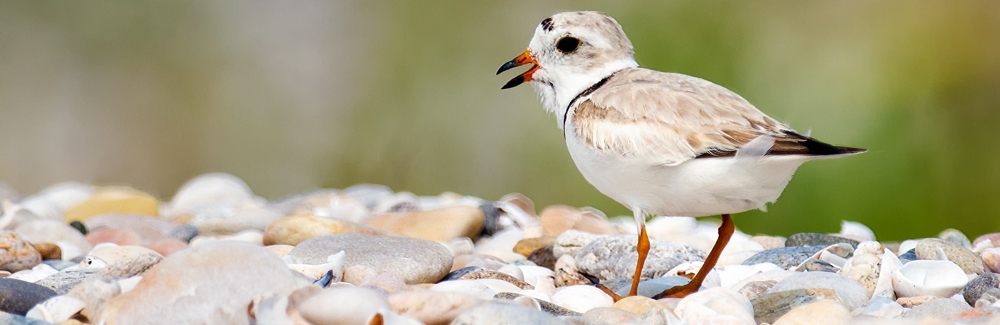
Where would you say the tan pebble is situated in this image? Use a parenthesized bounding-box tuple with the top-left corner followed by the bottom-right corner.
(344, 265, 379, 285)
(65, 187, 159, 222)
(773, 300, 850, 325)
(897, 295, 936, 307)
(362, 272, 408, 293)
(32, 242, 62, 260)
(146, 238, 187, 257)
(513, 237, 555, 257)
(0, 231, 42, 272)
(265, 244, 294, 258)
(86, 228, 141, 246)
(457, 270, 533, 290)
(262, 215, 390, 246)
(751, 235, 786, 250)
(389, 289, 483, 325)
(367, 206, 484, 242)
(612, 296, 668, 315)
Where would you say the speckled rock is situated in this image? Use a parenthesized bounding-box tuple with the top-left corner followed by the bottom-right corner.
(0, 231, 41, 272)
(263, 214, 391, 246)
(367, 206, 485, 242)
(915, 238, 985, 274)
(458, 270, 532, 289)
(451, 302, 565, 325)
(0, 278, 58, 315)
(742, 246, 825, 270)
(751, 288, 840, 324)
(35, 269, 99, 294)
(495, 292, 580, 317)
(528, 245, 557, 270)
(287, 234, 453, 284)
(901, 297, 971, 319)
(769, 272, 868, 311)
(964, 272, 1000, 306)
(773, 300, 851, 325)
(575, 234, 705, 282)
(553, 230, 603, 259)
(785, 233, 859, 249)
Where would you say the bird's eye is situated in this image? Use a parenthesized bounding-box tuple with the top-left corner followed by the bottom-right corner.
(556, 36, 581, 54)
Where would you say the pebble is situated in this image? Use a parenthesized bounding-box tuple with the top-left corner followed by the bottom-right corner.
(750, 288, 840, 324)
(513, 237, 555, 257)
(31, 243, 60, 261)
(554, 255, 592, 287)
(769, 271, 868, 311)
(25, 294, 86, 324)
(938, 228, 972, 249)
(263, 214, 391, 246)
(451, 302, 566, 325)
(83, 214, 181, 244)
(146, 238, 187, 257)
(166, 173, 256, 216)
(914, 238, 985, 274)
(0, 312, 56, 325)
(898, 248, 917, 263)
(674, 287, 755, 324)
(860, 296, 904, 318)
(528, 245, 557, 269)
(737, 280, 776, 300)
(551, 285, 614, 313)
(441, 266, 484, 282)
(575, 234, 705, 282)
(785, 232, 859, 249)
(963, 272, 999, 306)
(900, 297, 971, 319)
(973, 233, 1000, 249)
(896, 295, 936, 307)
(539, 205, 617, 237)
(457, 270, 533, 289)
(0, 278, 58, 315)
(287, 234, 453, 284)
(742, 245, 824, 270)
(98, 241, 304, 324)
(64, 187, 160, 222)
(453, 254, 507, 272)
(13, 220, 93, 259)
(191, 205, 283, 236)
(984, 248, 1000, 273)
(750, 235, 785, 250)
(390, 289, 483, 325)
(495, 292, 581, 316)
(0, 231, 42, 272)
(67, 275, 120, 320)
(299, 286, 415, 325)
(773, 300, 851, 325)
(85, 228, 142, 246)
(552, 230, 603, 259)
(611, 296, 667, 315)
(582, 307, 641, 324)
(613, 276, 690, 298)
(35, 269, 99, 294)
(367, 206, 485, 242)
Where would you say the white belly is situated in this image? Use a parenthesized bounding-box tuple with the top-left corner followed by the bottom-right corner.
(564, 125, 810, 217)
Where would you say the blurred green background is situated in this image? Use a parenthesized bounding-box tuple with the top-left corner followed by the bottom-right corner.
(1, 1, 998, 240)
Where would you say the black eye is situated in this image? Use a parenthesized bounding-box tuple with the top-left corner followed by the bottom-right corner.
(556, 36, 580, 54)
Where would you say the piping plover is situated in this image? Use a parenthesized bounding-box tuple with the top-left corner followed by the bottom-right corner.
(497, 11, 865, 299)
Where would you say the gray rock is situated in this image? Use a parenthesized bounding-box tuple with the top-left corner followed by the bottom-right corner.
(939, 228, 972, 249)
(95, 251, 163, 278)
(964, 272, 999, 306)
(751, 288, 840, 324)
(41, 260, 77, 271)
(769, 271, 868, 312)
(441, 266, 484, 282)
(288, 234, 453, 284)
(166, 224, 199, 243)
(0, 278, 58, 315)
(742, 246, 825, 270)
(451, 302, 566, 325)
(785, 233, 859, 249)
(35, 269, 99, 294)
(901, 297, 971, 319)
(915, 238, 985, 274)
(898, 249, 917, 263)
(574, 234, 705, 282)
(613, 276, 690, 298)
(0, 312, 55, 325)
(494, 292, 581, 317)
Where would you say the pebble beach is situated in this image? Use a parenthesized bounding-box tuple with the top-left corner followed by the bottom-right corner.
(1, 173, 999, 325)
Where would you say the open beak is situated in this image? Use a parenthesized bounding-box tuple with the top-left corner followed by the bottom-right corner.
(496, 49, 538, 89)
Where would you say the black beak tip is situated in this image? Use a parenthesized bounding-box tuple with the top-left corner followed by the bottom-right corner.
(496, 60, 518, 75)
(500, 75, 524, 90)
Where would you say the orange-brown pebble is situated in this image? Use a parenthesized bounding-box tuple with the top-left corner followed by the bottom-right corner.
(146, 238, 188, 256)
(32, 243, 62, 260)
(513, 237, 555, 257)
(86, 228, 142, 246)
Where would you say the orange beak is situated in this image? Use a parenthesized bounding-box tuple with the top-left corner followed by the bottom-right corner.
(496, 49, 538, 89)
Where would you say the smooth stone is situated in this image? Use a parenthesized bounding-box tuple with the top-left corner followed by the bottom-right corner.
(0, 231, 42, 272)
(674, 287, 755, 324)
(901, 297, 971, 319)
(984, 248, 1000, 273)
(64, 187, 159, 222)
(750, 236, 785, 250)
(613, 276, 689, 298)
(539, 205, 617, 238)
(551, 285, 614, 313)
(299, 286, 403, 325)
(896, 295, 936, 307)
(898, 248, 917, 263)
(801, 260, 839, 273)
(390, 290, 483, 325)
(262, 214, 390, 246)
(514, 237, 556, 257)
(769, 272, 868, 311)
(452, 254, 506, 272)
(288, 234, 453, 284)
(915, 238, 985, 274)
(441, 266, 484, 282)
(35, 269, 99, 294)
(737, 280, 777, 300)
(13, 221, 93, 259)
(367, 206, 485, 242)
(575, 234, 705, 282)
(552, 230, 603, 259)
(528, 245, 557, 270)
(742, 246, 825, 270)
(785, 233, 859, 249)
(964, 272, 1000, 306)
(31, 243, 60, 261)
(0, 312, 56, 325)
(773, 300, 851, 325)
(611, 296, 668, 315)
(495, 292, 581, 317)
(938, 229, 972, 249)
(41, 260, 76, 271)
(83, 214, 180, 244)
(145, 238, 187, 257)
(191, 205, 283, 236)
(479, 204, 505, 237)
(582, 307, 640, 324)
(860, 296, 904, 319)
(93, 248, 163, 279)
(166, 224, 198, 243)
(0, 278, 58, 315)
(167, 173, 256, 215)
(85, 228, 141, 246)
(98, 241, 304, 324)
(973, 233, 1000, 249)
(451, 302, 565, 325)
(457, 270, 532, 289)
(750, 288, 840, 324)
(836, 221, 876, 242)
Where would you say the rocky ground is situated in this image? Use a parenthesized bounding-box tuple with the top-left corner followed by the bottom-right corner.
(0, 173, 999, 325)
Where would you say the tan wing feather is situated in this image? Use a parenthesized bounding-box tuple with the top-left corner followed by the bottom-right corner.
(573, 68, 792, 166)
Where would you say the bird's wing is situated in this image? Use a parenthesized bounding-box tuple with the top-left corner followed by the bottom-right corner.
(573, 68, 841, 166)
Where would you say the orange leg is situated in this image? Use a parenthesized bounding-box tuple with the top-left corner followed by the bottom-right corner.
(628, 223, 650, 297)
(652, 214, 734, 299)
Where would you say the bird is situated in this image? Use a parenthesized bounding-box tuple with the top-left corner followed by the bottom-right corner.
(496, 11, 865, 299)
